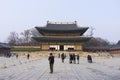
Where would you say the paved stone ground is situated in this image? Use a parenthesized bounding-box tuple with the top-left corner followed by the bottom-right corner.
(0, 58, 120, 80)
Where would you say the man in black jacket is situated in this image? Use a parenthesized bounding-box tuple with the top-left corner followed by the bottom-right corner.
(48, 53, 54, 73)
(77, 54, 79, 64)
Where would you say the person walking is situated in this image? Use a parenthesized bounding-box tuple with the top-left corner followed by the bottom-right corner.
(58, 53, 60, 58)
(73, 54, 76, 64)
(27, 54, 30, 59)
(48, 53, 54, 73)
(61, 53, 65, 63)
(16, 54, 18, 59)
(69, 54, 73, 64)
(77, 54, 80, 64)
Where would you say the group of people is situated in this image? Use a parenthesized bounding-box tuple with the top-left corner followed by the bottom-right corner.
(48, 53, 92, 74)
(61, 53, 66, 63)
(69, 54, 79, 64)
(58, 53, 66, 63)
(16, 53, 30, 59)
(87, 55, 92, 63)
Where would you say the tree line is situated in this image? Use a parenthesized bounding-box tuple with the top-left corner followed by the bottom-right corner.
(83, 37, 111, 47)
(7, 28, 40, 46)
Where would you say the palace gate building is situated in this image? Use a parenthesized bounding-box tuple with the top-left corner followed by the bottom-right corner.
(32, 21, 91, 51)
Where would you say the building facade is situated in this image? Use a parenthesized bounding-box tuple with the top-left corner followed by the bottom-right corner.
(32, 21, 91, 51)
(0, 42, 11, 56)
(110, 45, 120, 53)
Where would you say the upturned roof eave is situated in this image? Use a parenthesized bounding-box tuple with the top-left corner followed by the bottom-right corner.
(32, 36, 92, 43)
(35, 26, 88, 31)
(35, 27, 88, 35)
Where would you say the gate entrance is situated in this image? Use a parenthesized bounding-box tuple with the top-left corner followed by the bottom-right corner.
(60, 45, 64, 51)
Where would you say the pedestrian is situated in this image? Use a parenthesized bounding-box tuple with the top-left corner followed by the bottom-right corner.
(77, 54, 79, 64)
(48, 53, 54, 73)
(61, 53, 65, 63)
(73, 54, 76, 64)
(27, 54, 30, 59)
(69, 54, 73, 64)
(87, 55, 92, 63)
(58, 53, 60, 58)
(16, 54, 18, 59)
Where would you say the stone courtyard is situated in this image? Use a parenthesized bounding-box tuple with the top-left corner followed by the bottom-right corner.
(0, 56, 120, 80)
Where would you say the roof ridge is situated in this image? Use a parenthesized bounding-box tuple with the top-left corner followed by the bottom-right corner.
(47, 21, 77, 24)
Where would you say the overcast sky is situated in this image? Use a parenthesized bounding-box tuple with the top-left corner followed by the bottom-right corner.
(0, 0, 120, 44)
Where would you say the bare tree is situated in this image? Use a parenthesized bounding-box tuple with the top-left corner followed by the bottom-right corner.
(30, 28, 40, 46)
(90, 27, 95, 36)
(21, 29, 32, 45)
(30, 28, 41, 37)
(84, 37, 110, 47)
(7, 32, 19, 46)
(6, 28, 40, 46)
(117, 40, 120, 45)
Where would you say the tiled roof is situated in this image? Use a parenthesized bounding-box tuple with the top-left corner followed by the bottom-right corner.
(84, 45, 120, 51)
(32, 36, 91, 43)
(84, 46, 111, 50)
(46, 23, 78, 30)
(110, 45, 120, 50)
(0, 42, 11, 49)
(36, 23, 88, 31)
(35, 23, 88, 36)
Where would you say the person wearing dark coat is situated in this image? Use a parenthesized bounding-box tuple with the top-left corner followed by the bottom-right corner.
(69, 54, 73, 64)
(61, 53, 65, 63)
(87, 55, 92, 63)
(77, 54, 80, 64)
(48, 53, 54, 73)
(73, 54, 76, 64)
(27, 54, 30, 59)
